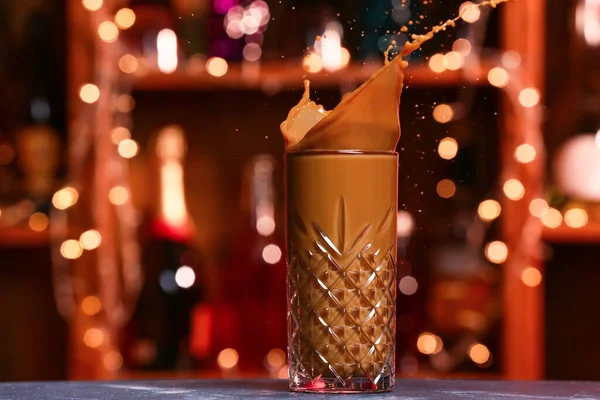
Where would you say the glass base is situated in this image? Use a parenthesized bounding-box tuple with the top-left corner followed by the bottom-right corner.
(290, 375, 394, 393)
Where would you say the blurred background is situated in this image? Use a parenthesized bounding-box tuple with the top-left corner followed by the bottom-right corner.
(0, 0, 596, 384)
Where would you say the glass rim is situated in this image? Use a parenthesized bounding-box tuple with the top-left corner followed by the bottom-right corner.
(285, 150, 398, 157)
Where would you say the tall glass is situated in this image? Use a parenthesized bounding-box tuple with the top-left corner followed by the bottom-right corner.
(286, 151, 398, 393)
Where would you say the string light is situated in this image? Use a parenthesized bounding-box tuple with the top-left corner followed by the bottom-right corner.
(541, 208, 562, 229)
(436, 179, 456, 199)
(82, 0, 102, 11)
(529, 198, 549, 218)
(487, 67, 510, 88)
(61, 239, 84, 260)
(217, 348, 239, 369)
(109, 186, 129, 205)
(206, 57, 229, 77)
(514, 144, 536, 164)
(81, 296, 102, 316)
(433, 104, 454, 123)
(83, 328, 104, 348)
(438, 137, 458, 160)
(417, 332, 443, 355)
(118, 139, 139, 159)
(478, 200, 501, 222)
(29, 212, 49, 232)
(111, 127, 131, 145)
(564, 208, 588, 228)
(444, 51, 463, 70)
(262, 244, 282, 264)
(519, 88, 540, 108)
(521, 267, 542, 287)
(52, 187, 79, 210)
(460, 1, 481, 23)
(503, 179, 525, 201)
(429, 53, 448, 73)
(452, 38, 472, 57)
(118, 54, 138, 74)
(468, 343, 490, 365)
(80, 230, 102, 250)
(485, 241, 508, 264)
(399, 276, 418, 295)
(98, 21, 119, 43)
(114, 8, 136, 30)
(79, 84, 100, 104)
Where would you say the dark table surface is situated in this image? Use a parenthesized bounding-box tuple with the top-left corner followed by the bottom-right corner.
(1, 379, 600, 400)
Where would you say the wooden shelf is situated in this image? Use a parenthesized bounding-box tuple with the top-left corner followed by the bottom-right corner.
(131, 60, 494, 92)
(0, 226, 49, 248)
(542, 223, 600, 244)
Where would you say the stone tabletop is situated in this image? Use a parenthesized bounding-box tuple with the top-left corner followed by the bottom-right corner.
(1, 379, 600, 399)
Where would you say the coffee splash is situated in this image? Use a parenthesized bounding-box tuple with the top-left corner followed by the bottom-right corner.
(281, 0, 510, 152)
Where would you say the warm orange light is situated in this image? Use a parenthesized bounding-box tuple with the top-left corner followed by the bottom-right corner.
(262, 244, 282, 264)
(217, 348, 239, 369)
(564, 208, 588, 228)
(503, 179, 525, 201)
(468, 343, 490, 365)
(29, 213, 49, 232)
(109, 186, 129, 205)
(303, 53, 323, 73)
(116, 94, 135, 113)
(429, 53, 448, 73)
(529, 198, 549, 218)
(256, 216, 276, 236)
(417, 332, 443, 355)
(436, 179, 456, 199)
(399, 276, 418, 295)
(52, 187, 79, 210)
(444, 52, 463, 71)
(396, 210, 415, 237)
(521, 267, 542, 287)
(115, 8, 136, 29)
(438, 137, 458, 160)
(452, 38, 472, 57)
(79, 84, 100, 104)
(118, 54, 138, 74)
(484, 241, 508, 264)
(519, 88, 540, 108)
(206, 57, 229, 77)
(478, 200, 501, 222)
(433, 104, 454, 124)
(83, 328, 104, 348)
(80, 230, 102, 250)
(157, 29, 178, 74)
(341, 48, 351, 69)
(98, 21, 119, 43)
(266, 348, 286, 369)
(82, 0, 103, 11)
(278, 365, 289, 379)
(502, 51, 521, 69)
(118, 139, 139, 159)
(541, 208, 562, 229)
(514, 144, 536, 164)
(103, 350, 123, 371)
(111, 127, 131, 144)
(81, 295, 102, 316)
(460, 1, 481, 23)
(487, 67, 509, 88)
(61, 239, 83, 260)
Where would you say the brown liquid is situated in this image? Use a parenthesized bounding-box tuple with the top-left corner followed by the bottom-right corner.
(286, 152, 398, 392)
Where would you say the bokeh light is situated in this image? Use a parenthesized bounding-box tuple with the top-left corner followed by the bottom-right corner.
(417, 332, 443, 355)
(243, 43, 262, 62)
(81, 295, 102, 316)
(116, 94, 135, 113)
(396, 210, 415, 237)
(79, 84, 100, 104)
(157, 29, 178, 74)
(82, 0, 103, 11)
(564, 208, 588, 228)
(514, 144, 536, 164)
(429, 53, 448, 73)
(503, 179, 525, 201)
(262, 244, 282, 264)
(206, 57, 229, 77)
(468, 343, 491, 365)
(485, 241, 508, 264)
(541, 208, 563, 229)
(98, 21, 119, 43)
(256, 216, 275, 236)
(487, 67, 510, 88)
(83, 328, 104, 348)
(266, 348, 286, 369)
(103, 350, 123, 371)
(109, 186, 129, 205)
(217, 348, 239, 369)
(478, 200, 501, 222)
(444, 51, 463, 70)
(433, 104, 454, 124)
(438, 137, 458, 160)
(303, 53, 323, 73)
(53, 187, 79, 210)
(118, 54, 138, 74)
(61, 239, 84, 260)
(529, 198, 549, 218)
(118, 139, 139, 159)
(29, 213, 49, 232)
(399, 276, 418, 295)
(175, 266, 196, 289)
(80, 230, 102, 250)
(436, 179, 456, 199)
(502, 51, 522, 69)
(111, 127, 131, 144)
(521, 267, 542, 287)
(460, 1, 481, 23)
(114, 8, 136, 29)
(452, 38, 472, 57)
(519, 88, 541, 108)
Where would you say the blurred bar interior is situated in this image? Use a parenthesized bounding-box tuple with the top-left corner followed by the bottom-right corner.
(1, 0, 600, 383)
